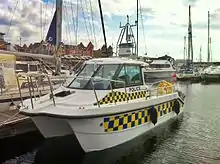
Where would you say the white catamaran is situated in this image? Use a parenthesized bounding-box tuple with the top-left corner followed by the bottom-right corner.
(19, 57, 185, 152)
(18, 0, 185, 153)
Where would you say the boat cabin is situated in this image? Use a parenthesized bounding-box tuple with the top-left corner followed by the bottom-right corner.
(67, 58, 147, 90)
(16, 61, 39, 73)
(149, 60, 174, 70)
(118, 43, 135, 57)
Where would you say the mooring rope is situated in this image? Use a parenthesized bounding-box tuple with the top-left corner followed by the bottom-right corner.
(0, 111, 20, 128)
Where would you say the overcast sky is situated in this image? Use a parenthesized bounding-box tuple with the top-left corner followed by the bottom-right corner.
(0, 0, 220, 61)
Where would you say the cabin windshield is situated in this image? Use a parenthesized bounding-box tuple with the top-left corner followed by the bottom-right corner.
(150, 64, 170, 68)
(67, 64, 120, 90)
(67, 63, 143, 90)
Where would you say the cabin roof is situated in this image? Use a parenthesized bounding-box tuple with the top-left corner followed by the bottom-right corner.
(85, 57, 149, 66)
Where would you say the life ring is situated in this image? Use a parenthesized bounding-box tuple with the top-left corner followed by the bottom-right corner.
(173, 100, 180, 115)
(158, 81, 173, 95)
(149, 107, 157, 125)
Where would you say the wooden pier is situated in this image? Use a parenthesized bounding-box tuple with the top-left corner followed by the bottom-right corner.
(0, 109, 36, 139)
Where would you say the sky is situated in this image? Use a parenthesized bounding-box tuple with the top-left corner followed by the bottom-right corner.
(0, 0, 220, 61)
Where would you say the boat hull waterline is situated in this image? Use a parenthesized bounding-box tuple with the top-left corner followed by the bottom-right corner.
(21, 95, 184, 153)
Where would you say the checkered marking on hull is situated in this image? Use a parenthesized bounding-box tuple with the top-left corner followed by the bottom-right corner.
(155, 100, 174, 117)
(103, 99, 183, 132)
(103, 108, 150, 132)
(94, 91, 148, 106)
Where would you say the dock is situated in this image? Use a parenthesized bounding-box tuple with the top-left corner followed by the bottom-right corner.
(0, 109, 36, 139)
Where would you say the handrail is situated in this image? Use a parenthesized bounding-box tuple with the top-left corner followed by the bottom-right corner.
(148, 85, 175, 97)
(16, 73, 56, 109)
(16, 76, 23, 106)
(72, 76, 127, 107)
(67, 76, 175, 106)
(90, 80, 100, 107)
(26, 76, 34, 109)
(75, 75, 126, 84)
(18, 72, 177, 109)
(147, 80, 167, 86)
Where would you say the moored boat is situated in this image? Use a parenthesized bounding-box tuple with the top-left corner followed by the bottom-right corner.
(144, 59, 176, 83)
(19, 57, 185, 152)
(201, 66, 220, 83)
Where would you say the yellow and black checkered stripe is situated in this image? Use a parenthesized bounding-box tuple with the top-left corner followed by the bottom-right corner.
(94, 90, 148, 105)
(103, 108, 151, 132)
(155, 100, 174, 117)
(102, 99, 184, 132)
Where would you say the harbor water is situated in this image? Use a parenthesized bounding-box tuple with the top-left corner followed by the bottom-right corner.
(2, 83, 220, 164)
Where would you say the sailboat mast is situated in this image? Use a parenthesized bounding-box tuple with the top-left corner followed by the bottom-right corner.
(54, 0, 62, 75)
(98, 0, 108, 55)
(209, 37, 212, 62)
(187, 5, 191, 66)
(56, 0, 62, 47)
(183, 36, 186, 62)
(199, 45, 202, 62)
(207, 11, 210, 62)
(187, 5, 194, 67)
(136, 0, 139, 56)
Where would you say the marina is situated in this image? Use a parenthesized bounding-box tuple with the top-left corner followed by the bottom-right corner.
(2, 83, 220, 164)
(1, 0, 220, 163)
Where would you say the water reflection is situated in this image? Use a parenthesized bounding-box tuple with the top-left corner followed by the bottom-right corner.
(34, 116, 183, 164)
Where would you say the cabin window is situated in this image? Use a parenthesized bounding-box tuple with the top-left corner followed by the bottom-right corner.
(150, 64, 170, 68)
(29, 65, 38, 72)
(79, 64, 99, 77)
(93, 64, 119, 89)
(114, 65, 143, 88)
(94, 64, 118, 80)
(16, 64, 28, 72)
(67, 64, 120, 90)
(71, 64, 99, 89)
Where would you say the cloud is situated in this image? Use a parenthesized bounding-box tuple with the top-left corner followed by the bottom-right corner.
(183, 0, 200, 6)
(1, 0, 220, 61)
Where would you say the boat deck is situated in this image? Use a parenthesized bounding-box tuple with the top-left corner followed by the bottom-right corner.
(0, 110, 36, 139)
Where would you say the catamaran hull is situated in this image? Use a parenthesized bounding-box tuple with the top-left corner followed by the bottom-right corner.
(69, 110, 183, 152)
(29, 99, 184, 153)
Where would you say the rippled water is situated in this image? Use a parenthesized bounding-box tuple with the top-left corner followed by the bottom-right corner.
(3, 83, 220, 164)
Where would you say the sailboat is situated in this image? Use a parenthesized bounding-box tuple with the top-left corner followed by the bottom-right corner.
(115, 15, 176, 83)
(19, 0, 185, 153)
(176, 5, 201, 82)
(200, 11, 220, 83)
(0, 4, 74, 112)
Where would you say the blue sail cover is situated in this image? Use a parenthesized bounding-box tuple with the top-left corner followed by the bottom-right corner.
(46, 10, 56, 45)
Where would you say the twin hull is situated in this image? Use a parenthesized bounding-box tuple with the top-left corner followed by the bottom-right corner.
(31, 96, 184, 153)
